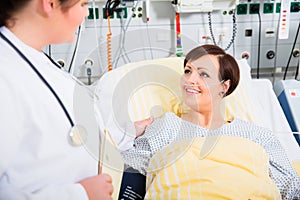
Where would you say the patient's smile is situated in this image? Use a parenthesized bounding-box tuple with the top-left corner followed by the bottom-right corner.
(186, 87, 201, 94)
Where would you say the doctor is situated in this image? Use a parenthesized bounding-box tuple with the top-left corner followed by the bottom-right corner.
(0, 0, 114, 199)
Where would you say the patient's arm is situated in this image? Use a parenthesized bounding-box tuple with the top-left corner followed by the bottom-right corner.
(120, 137, 152, 176)
(262, 131, 300, 199)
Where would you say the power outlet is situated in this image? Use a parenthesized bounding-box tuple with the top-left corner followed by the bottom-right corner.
(263, 3, 274, 14)
(237, 4, 247, 15)
(290, 2, 300, 12)
(249, 3, 260, 14)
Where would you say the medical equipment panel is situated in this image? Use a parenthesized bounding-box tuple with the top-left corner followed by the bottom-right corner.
(274, 79, 300, 145)
(45, 0, 300, 84)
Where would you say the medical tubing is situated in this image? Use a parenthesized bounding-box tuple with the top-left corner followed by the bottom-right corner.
(107, 15, 113, 71)
(283, 22, 300, 80)
(68, 25, 81, 73)
(256, 12, 261, 79)
(119, 16, 130, 64)
(111, 0, 139, 68)
(146, 21, 154, 59)
(183, 80, 224, 87)
(113, 14, 131, 68)
(0, 32, 74, 127)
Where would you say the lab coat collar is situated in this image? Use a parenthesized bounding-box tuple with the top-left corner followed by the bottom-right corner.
(0, 26, 57, 72)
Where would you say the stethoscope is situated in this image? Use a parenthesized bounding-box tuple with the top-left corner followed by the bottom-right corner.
(0, 31, 87, 146)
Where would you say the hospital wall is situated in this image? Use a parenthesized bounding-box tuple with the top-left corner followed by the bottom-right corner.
(45, 0, 300, 84)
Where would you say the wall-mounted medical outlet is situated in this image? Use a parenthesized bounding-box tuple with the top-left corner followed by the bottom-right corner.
(266, 50, 275, 59)
(249, 3, 260, 14)
(84, 58, 94, 68)
(237, 4, 247, 15)
(130, 6, 143, 18)
(88, 7, 99, 20)
(290, 2, 300, 12)
(263, 3, 274, 14)
(274, 2, 299, 13)
(56, 59, 66, 68)
(276, 3, 281, 13)
(293, 49, 300, 57)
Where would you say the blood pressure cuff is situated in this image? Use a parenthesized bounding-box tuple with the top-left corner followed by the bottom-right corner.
(118, 167, 146, 200)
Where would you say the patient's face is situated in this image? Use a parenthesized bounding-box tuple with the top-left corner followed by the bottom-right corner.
(181, 54, 223, 113)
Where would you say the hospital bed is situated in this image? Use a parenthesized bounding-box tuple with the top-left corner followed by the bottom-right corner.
(94, 56, 300, 181)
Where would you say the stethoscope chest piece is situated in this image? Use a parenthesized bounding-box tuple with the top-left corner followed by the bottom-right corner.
(68, 125, 88, 146)
(0, 31, 89, 148)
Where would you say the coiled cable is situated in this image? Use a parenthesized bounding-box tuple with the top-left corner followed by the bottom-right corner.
(107, 15, 112, 71)
(208, 10, 237, 51)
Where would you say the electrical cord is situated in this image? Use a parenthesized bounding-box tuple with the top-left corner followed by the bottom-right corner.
(104, 0, 122, 71)
(104, 0, 120, 18)
(208, 10, 237, 51)
(256, 12, 261, 79)
(68, 25, 82, 73)
(295, 57, 299, 80)
(146, 20, 154, 59)
(283, 22, 300, 80)
(113, 0, 141, 68)
(114, 10, 131, 68)
(48, 45, 51, 58)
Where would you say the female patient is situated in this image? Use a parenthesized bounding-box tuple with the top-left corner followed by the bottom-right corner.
(121, 44, 300, 199)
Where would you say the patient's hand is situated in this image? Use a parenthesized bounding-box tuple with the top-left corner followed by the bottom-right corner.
(134, 117, 153, 137)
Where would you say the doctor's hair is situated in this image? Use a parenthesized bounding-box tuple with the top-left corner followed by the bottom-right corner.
(184, 44, 240, 96)
(0, 0, 80, 27)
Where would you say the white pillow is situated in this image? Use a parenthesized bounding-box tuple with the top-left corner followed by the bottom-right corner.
(95, 57, 271, 149)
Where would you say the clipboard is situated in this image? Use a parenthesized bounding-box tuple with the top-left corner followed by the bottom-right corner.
(99, 129, 124, 200)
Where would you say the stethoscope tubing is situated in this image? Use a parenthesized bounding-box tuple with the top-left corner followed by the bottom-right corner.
(0, 31, 74, 128)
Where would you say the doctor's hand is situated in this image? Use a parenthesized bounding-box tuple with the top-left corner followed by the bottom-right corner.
(134, 117, 154, 138)
(79, 173, 113, 200)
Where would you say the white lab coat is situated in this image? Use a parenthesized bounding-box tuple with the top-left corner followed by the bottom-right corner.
(0, 26, 98, 199)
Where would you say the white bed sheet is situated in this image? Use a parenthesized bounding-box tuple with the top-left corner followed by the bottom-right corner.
(250, 79, 300, 162)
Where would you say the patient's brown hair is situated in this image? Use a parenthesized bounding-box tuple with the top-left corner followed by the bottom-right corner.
(184, 44, 240, 96)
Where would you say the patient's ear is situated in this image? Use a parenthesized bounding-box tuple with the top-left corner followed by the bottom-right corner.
(222, 80, 231, 95)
